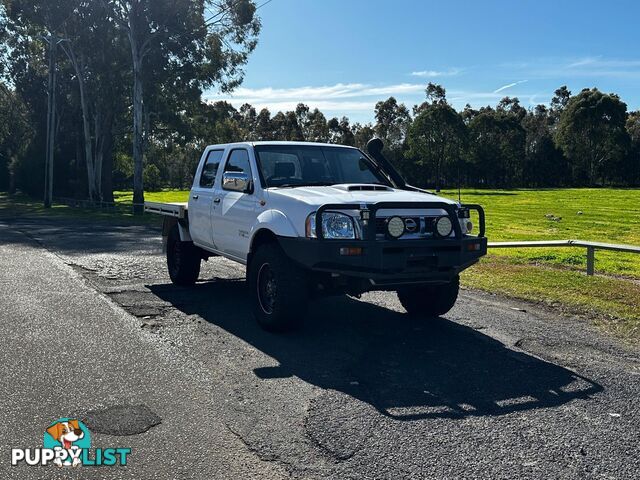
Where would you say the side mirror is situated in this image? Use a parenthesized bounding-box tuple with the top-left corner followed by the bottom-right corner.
(222, 171, 252, 193)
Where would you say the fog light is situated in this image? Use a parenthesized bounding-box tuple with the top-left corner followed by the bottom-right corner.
(466, 243, 480, 251)
(386, 216, 405, 238)
(340, 247, 362, 256)
(435, 216, 453, 237)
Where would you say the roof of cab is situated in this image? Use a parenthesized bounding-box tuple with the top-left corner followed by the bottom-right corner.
(204, 141, 359, 149)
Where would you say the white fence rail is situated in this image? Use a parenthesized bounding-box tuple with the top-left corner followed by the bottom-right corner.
(489, 240, 640, 275)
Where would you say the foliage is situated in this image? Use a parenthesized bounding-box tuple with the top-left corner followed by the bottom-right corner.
(555, 88, 630, 185)
(1, 0, 639, 202)
(407, 85, 466, 189)
(142, 163, 161, 191)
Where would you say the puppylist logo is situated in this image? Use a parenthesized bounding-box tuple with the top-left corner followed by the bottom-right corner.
(11, 418, 131, 467)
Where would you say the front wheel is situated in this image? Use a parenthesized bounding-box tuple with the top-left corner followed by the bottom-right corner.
(397, 276, 460, 317)
(167, 224, 201, 286)
(248, 243, 309, 332)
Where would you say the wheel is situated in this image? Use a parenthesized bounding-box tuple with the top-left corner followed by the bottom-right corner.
(248, 243, 309, 332)
(397, 276, 460, 317)
(166, 224, 201, 286)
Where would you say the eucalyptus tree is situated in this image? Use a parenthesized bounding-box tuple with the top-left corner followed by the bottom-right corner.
(555, 88, 630, 185)
(626, 111, 640, 185)
(101, 0, 261, 211)
(373, 97, 411, 159)
(407, 86, 467, 190)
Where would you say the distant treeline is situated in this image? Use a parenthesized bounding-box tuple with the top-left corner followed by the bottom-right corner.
(1, 2, 639, 201)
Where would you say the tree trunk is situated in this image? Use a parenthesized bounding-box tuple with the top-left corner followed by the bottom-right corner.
(62, 45, 97, 200)
(77, 69, 96, 200)
(99, 107, 115, 203)
(132, 62, 144, 213)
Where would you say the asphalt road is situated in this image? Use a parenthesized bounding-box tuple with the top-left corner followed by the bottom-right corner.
(2, 216, 639, 479)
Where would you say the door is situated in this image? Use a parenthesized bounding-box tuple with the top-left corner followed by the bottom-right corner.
(211, 148, 258, 260)
(188, 148, 224, 248)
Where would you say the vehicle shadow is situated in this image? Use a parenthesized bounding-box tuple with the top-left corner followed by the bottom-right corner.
(149, 279, 603, 421)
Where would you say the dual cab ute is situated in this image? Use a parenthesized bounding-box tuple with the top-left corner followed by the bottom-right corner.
(145, 139, 486, 331)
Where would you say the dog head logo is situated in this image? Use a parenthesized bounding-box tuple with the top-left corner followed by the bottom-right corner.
(43, 418, 91, 467)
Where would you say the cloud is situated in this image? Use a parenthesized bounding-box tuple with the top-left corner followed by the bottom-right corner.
(493, 80, 528, 94)
(206, 82, 425, 104)
(204, 82, 428, 121)
(410, 68, 461, 78)
(204, 81, 551, 123)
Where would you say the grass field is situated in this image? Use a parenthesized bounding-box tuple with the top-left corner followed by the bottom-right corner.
(7, 188, 640, 340)
(440, 188, 640, 340)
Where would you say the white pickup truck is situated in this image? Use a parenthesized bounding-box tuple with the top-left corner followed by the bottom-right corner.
(145, 139, 486, 331)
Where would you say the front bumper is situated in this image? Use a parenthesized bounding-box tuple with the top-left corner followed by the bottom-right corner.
(279, 235, 487, 285)
(280, 201, 487, 287)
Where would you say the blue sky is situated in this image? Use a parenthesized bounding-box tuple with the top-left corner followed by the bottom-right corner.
(205, 0, 640, 123)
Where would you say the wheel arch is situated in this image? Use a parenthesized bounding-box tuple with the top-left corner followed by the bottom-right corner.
(247, 228, 280, 265)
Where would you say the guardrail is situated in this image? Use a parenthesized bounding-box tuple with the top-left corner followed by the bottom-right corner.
(489, 240, 640, 275)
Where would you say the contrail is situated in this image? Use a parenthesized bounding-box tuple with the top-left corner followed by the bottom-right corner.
(493, 80, 528, 94)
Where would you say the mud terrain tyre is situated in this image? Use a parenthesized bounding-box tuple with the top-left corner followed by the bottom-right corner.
(248, 243, 308, 332)
(167, 224, 201, 286)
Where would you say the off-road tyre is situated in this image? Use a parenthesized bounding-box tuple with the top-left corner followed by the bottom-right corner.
(248, 243, 309, 332)
(167, 224, 201, 286)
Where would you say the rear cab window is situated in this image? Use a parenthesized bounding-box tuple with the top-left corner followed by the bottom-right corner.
(199, 150, 225, 188)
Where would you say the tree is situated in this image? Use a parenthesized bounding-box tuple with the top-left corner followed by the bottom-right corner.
(374, 97, 411, 169)
(467, 109, 526, 187)
(555, 88, 630, 185)
(407, 87, 466, 190)
(625, 111, 640, 185)
(102, 0, 261, 212)
(352, 123, 375, 150)
(374, 97, 411, 151)
(0, 82, 33, 192)
(550, 85, 571, 123)
(521, 105, 567, 186)
(328, 117, 355, 145)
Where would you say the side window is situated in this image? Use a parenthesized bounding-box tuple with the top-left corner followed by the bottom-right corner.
(199, 150, 224, 188)
(224, 149, 252, 175)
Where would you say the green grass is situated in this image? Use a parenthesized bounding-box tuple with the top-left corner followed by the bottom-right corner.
(0, 192, 159, 225)
(441, 188, 640, 279)
(438, 188, 640, 340)
(113, 189, 190, 204)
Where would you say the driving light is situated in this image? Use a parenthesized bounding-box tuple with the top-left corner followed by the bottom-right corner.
(386, 216, 405, 239)
(435, 216, 453, 237)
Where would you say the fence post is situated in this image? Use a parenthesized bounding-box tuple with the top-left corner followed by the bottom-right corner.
(586, 246, 595, 276)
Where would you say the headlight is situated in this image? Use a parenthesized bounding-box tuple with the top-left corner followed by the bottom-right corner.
(306, 212, 357, 239)
(435, 216, 453, 237)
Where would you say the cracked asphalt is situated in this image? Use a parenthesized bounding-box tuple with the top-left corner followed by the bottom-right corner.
(1, 215, 639, 479)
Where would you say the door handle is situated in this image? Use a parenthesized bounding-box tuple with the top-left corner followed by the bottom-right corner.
(192, 194, 199, 200)
(213, 198, 221, 204)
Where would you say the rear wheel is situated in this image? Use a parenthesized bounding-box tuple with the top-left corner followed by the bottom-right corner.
(397, 276, 460, 317)
(248, 243, 308, 332)
(167, 224, 201, 286)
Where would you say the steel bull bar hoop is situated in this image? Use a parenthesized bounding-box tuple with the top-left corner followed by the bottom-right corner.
(315, 202, 485, 240)
(462, 204, 486, 238)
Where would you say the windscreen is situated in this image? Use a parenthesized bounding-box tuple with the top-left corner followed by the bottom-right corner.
(254, 145, 391, 188)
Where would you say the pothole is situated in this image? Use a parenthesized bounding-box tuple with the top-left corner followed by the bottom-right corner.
(82, 404, 162, 436)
